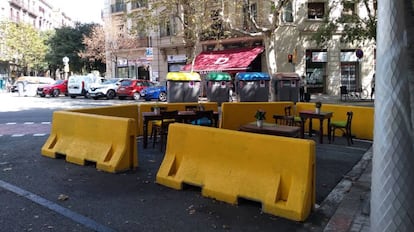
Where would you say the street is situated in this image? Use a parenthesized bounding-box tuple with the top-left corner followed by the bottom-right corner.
(0, 94, 372, 231)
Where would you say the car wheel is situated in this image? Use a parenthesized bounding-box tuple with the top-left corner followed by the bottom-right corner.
(133, 92, 141, 100)
(39, 94, 45, 97)
(159, 92, 167, 102)
(52, 89, 60, 97)
(106, 90, 116, 99)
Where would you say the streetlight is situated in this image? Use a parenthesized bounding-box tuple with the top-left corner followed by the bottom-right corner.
(62, 56, 69, 80)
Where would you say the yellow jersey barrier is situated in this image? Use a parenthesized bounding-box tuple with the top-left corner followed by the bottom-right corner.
(41, 111, 137, 173)
(156, 123, 316, 221)
(70, 104, 139, 136)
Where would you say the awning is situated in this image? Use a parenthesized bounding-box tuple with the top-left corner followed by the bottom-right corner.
(182, 47, 264, 73)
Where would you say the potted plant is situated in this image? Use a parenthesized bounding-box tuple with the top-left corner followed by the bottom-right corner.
(315, 101, 322, 114)
(254, 109, 266, 127)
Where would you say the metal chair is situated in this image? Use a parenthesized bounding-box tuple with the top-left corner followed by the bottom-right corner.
(273, 114, 295, 126)
(284, 105, 303, 127)
(330, 111, 353, 145)
(340, 86, 348, 101)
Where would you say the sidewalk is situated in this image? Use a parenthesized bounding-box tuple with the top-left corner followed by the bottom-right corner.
(312, 93, 372, 232)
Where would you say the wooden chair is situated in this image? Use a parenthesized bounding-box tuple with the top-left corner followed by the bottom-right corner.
(152, 110, 178, 151)
(330, 111, 353, 145)
(273, 114, 295, 126)
(284, 105, 302, 127)
(150, 106, 167, 140)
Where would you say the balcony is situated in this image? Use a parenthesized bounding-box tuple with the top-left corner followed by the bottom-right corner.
(131, 0, 148, 10)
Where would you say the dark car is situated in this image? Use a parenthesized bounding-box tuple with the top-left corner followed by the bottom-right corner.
(140, 81, 167, 102)
(116, 79, 152, 100)
(37, 79, 68, 97)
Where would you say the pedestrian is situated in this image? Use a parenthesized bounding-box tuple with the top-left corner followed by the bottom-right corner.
(371, 73, 375, 99)
(299, 75, 305, 102)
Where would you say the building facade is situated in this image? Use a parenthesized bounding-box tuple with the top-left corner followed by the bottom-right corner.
(103, 0, 376, 97)
(0, 0, 74, 91)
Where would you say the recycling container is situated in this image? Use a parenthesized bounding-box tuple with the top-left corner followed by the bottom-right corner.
(206, 72, 231, 105)
(166, 72, 201, 103)
(271, 72, 300, 102)
(235, 72, 270, 102)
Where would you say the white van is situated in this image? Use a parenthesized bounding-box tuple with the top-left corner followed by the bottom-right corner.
(68, 74, 104, 98)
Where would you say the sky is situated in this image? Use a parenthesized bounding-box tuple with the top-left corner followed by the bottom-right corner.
(54, 0, 104, 24)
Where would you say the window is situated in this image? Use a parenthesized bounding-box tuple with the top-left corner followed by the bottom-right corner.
(282, 2, 294, 23)
(159, 17, 176, 37)
(342, 1, 355, 16)
(131, 0, 148, 10)
(308, 2, 325, 19)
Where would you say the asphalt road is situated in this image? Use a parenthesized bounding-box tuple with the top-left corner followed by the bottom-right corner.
(0, 93, 373, 231)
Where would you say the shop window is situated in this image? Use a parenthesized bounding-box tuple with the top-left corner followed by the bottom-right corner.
(305, 50, 327, 93)
(308, 2, 325, 19)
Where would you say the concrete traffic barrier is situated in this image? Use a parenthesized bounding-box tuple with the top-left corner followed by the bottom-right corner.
(41, 111, 137, 173)
(156, 123, 315, 221)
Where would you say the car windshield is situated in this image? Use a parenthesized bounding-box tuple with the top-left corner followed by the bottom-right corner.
(120, 80, 132, 86)
(54, 80, 65, 85)
(102, 79, 120, 85)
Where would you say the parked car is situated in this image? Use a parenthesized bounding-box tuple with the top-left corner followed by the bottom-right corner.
(140, 81, 167, 102)
(37, 79, 68, 97)
(12, 76, 55, 97)
(68, 75, 104, 98)
(87, 78, 122, 100)
(116, 79, 153, 100)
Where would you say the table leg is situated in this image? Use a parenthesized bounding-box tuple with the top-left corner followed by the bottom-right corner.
(327, 118, 332, 143)
(143, 119, 148, 148)
(300, 117, 306, 138)
(319, 118, 324, 144)
(308, 118, 313, 137)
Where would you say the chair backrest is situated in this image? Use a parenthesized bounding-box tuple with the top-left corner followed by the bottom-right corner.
(346, 111, 353, 128)
(340, 86, 348, 94)
(273, 114, 294, 126)
(284, 106, 292, 116)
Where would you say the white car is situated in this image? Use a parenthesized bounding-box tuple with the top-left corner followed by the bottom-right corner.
(68, 74, 104, 98)
(87, 78, 122, 100)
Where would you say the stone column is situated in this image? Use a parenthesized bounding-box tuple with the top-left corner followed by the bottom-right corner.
(371, 0, 414, 231)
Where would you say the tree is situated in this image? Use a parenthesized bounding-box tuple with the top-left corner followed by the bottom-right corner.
(78, 25, 106, 74)
(0, 21, 47, 75)
(309, 0, 377, 47)
(45, 23, 96, 76)
(127, 0, 231, 63)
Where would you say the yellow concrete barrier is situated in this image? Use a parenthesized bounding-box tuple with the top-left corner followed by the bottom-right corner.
(70, 104, 139, 135)
(296, 103, 374, 140)
(220, 102, 293, 130)
(156, 123, 316, 221)
(42, 111, 137, 173)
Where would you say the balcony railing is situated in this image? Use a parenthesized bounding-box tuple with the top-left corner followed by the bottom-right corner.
(131, 0, 148, 10)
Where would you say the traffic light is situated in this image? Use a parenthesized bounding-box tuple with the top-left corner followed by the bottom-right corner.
(288, 54, 293, 63)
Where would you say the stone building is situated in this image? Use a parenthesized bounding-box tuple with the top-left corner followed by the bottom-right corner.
(103, 0, 376, 97)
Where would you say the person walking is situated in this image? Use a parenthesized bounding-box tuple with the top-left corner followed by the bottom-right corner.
(371, 73, 375, 100)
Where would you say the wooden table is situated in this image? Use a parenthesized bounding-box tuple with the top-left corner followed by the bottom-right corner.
(299, 110, 333, 144)
(239, 123, 301, 138)
(142, 111, 219, 148)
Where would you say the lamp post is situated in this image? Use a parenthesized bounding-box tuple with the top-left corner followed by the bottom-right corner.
(62, 56, 69, 80)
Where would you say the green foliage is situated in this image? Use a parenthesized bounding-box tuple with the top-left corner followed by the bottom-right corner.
(0, 21, 47, 74)
(45, 22, 97, 74)
(309, 0, 377, 46)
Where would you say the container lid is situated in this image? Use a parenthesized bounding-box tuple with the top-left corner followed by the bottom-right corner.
(166, 72, 201, 81)
(273, 72, 300, 80)
(206, 72, 231, 81)
(235, 72, 270, 81)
